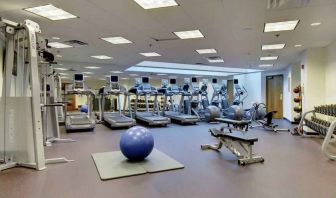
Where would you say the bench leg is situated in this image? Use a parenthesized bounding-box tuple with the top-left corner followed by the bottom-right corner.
(201, 141, 223, 150)
(237, 143, 264, 165)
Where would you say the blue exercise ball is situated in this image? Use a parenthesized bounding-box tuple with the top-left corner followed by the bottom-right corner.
(120, 126, 154, 161)
(80, 105, 88, 113)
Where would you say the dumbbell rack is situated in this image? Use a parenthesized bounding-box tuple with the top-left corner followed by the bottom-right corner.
(298, 104, 336, 160)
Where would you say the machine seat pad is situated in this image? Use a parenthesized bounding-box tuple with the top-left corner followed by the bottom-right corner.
(209, 128, 258, 144)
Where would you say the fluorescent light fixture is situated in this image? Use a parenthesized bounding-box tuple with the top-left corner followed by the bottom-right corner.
(133, 0, 178, 9)
(196, 49, 217, 54)
(52, 37, 60, 40)
(85, 66, 101, 69)
(260, 56, 278, 61)
(54, 67, 68, 71)
(91, 55, 113, 60)
(136, 61, 261, 73)
(157, 73, 167, 76)
(58, 63, 63, 66)
(208, 58, 224, 63)
(24, 4, 78, 21)
(129, 74, 139, 77)
(311, 22, 321, 26)
(56, 54, 62, 58)
(82, 72, 93, 74)
(48, 42, 72, 49)
(140, 52, 161, 57)
(264, 20, 299, 32)
(84, 75, 90, 78)
(61, 76, 69, 79)
(174, 30, 204, 39)
(295, 44, 302, 47)
(59, 73, 68, 75)
(110, 71, 123, 74)
(101, 37, 133, 44)
(121, 78, 129, 80)
(262, 44, 285, 50)
(259, 64, 274, 67)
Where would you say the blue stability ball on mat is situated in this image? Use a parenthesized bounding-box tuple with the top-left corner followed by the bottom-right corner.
(120, 126, 154, 161)
(80, 105, 88, 113)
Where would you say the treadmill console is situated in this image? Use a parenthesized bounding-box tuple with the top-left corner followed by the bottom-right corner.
(109, 75, 119, 91)
(191, 77, 199, 92)
(169, 78, 179, 93)
(74, 74, 84, 90)
(141, 77, 152, 92)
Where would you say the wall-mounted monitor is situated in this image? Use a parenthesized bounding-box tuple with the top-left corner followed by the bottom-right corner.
(212, 78, 217, 84)
(191, 77, 197, 83)
(234, 79, 239, 84)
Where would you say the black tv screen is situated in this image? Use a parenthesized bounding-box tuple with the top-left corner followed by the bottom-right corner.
(170, 79, 176, 84)
(191, 77, 197, 83)
(234, 79, 239, 84)
(111, 76, 118, 82)
(212, 78, 217, 84)
(142, 77, 149, 83)
(74, 74, 84, 81)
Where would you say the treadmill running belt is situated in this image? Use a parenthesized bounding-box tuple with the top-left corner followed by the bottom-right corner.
(105, 115, 133, 123)
(70, 116, 91, 125)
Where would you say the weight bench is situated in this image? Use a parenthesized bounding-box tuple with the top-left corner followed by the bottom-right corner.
(215, 117, 251, 133)
(251, 111, 290, 132)
(201, 128, 264, 165)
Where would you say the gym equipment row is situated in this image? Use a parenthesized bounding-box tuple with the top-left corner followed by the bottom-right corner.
(297, 104, 336, 159)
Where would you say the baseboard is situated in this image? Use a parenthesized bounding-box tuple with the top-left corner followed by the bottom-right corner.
(283, 117, 295, 123)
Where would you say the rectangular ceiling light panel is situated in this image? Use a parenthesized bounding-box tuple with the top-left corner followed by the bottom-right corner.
(48, 42, 72, 49)
(101, 37, 133, 44)
(259, 64, 274, 67)
(196, 49, 217, 54)
(134, 0, 178, 9)
(24, 4, 78, 21)
(262, 44, 285, 50)
(174, 30, 204, 39)
(264, 20, 299, 32)
(260, 56, 278, 61)
(140, 52, 161, 57)
(91, 55, 113, 59)
(85, 66, 101, 69)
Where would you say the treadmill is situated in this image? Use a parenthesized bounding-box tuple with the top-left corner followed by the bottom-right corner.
(129, 77, 170, 126)
(65, 74, 96, 131)
(161, 78, 199, 124)
(99, 76, 136, 128)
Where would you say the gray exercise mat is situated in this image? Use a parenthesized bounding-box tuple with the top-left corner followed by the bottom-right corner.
(92, 149, 184, 180)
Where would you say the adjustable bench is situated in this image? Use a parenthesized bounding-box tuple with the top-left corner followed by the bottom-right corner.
(202, 119, 264, 165)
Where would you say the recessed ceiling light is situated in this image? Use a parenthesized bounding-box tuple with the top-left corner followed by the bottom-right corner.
(140, 52, 161, 57)
(262, 44, 285, 50)
(264, 20, 299, 32)
(101, 37, 133, 44)
(133, 0, 178, 9)
(311, 22, 321, 26)
(56, 54, 62, 58)
(157, 73, 167, 76)
(24, 4, 78, 21)
(295, 44, 302, 47)
(110, 71, 123, 74)
(91, 55, 113, 60)
(129, 74, 139, 77)
(52, 37, 60, 40)
(82, 72, 93, 74)
(174, 30, 204, 39)
(85, 66, 101, 69)
(196, 49, 217, 54)
(259, 64, 274, 67)
(48, 42, 72, 49)
(260, 56, 278, 61)
(207, 58, 224, 63)
(54, 68, 68, 71)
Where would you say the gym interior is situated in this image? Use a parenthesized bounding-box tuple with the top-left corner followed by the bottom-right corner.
(1, 1, 336, 197)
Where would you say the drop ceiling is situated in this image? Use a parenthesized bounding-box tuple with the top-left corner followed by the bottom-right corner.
(1, 0, 336, 80)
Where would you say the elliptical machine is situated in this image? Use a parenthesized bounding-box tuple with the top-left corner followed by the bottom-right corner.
(232, 79, 248, 107)
(190, 77, 220, 122)
(211, 79, 230, 110)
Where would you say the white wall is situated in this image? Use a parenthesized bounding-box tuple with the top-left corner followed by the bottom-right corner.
(325, 40, 336, 103)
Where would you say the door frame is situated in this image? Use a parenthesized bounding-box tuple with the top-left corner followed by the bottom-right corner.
(266, 74, 284, 118)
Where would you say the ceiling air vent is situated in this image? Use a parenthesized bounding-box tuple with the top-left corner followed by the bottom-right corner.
(267, 0, 311, 9)
(64, 40, 88, 47)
